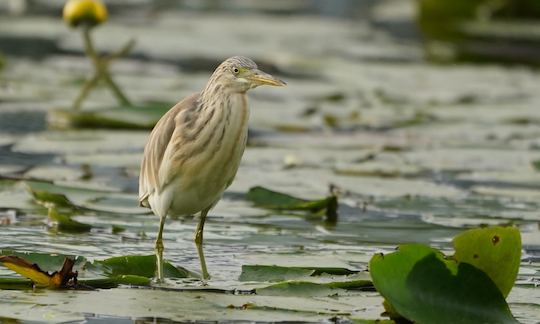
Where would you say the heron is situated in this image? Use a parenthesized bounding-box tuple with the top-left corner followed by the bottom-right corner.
(139, 56, 285, 281)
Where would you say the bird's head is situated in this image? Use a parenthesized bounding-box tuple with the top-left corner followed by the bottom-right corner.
(211, 56, 286, 93)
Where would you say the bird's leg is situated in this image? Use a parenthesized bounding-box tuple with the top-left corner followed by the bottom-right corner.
(155, 215, 166, 283)
(194, 208, 210, 280)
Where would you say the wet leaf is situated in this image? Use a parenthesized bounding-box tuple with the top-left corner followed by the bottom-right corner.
(256, 279, 372, 297)
(48, 207, 92, 233)
(48, 103, 171, 130)
(0, 277, 33, 290)
(452, 226, 521, 298)
(111, 224, 125, 234)
(91, 255, 194, 279)
(80, 275, 151, 288)
(532, 160, 540, 171)
(26, 184, 75, 208)
(369, 244, 517, 324)
(239, 265, 358, 282)
(239, 265, 314, 282)
(246, 186, 338, 222)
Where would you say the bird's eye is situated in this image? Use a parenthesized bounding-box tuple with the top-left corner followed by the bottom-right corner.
(233, 68, 239, 74)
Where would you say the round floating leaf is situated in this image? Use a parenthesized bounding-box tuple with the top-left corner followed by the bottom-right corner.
(369, 244, 517, 324)
(256, 280, 372, 297)
(91, 255, 194, 279)
(453, 226, 521, 298)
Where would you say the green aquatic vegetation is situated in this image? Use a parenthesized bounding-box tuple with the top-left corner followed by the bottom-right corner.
(369, 226, 521, 323)
(532, 160, 540, 171)
(246, 186, 338, 222)
(26, 184, 75, 209)
(453, 226, 521, 297)
(256, 279, 372, 297)
(89, 254, 194, 279)
(48, 102, 171, 130)
(239, 265, 358, 282)
(0, 251, 194, 289)
(48, 207, 92, 233)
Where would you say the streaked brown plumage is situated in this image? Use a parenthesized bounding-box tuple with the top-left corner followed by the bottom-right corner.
(139, 56, 285, 281)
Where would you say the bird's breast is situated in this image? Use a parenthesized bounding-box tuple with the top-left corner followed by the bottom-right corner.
(168, 93, 249, 215)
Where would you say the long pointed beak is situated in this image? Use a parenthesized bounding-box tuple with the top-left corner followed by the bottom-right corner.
(248, 69, 286, 87)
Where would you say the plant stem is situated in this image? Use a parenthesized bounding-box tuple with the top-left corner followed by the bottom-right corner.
(72, 24, 132, 109)
(73, 73, 100, 110)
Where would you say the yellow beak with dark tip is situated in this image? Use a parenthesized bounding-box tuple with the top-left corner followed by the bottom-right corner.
(248, 69, 286, 87)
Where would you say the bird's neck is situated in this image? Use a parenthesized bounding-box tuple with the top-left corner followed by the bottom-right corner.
(200, 82, 245, 112)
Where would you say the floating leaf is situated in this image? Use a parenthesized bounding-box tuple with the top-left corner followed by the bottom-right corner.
(239, 265, 314, 282)
(0, 277, 33, 290)
(91, 255, 194, 279)
(80, 275, 151, 288)
(246, 186, 338, 222)
(256, 280, 372, 297)
(239, 265, 358, 282)
(48, 207, 92, 233)
(111, 224, 125, 234)
(48, 103, 171, 130)
(369, 244, 517, 324)
(453, 226, 521, 298)
(26, 184, 75, 208)
(532, 160, 540, 171)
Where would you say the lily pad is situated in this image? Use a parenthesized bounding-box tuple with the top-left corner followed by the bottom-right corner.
(26, 184, 75, 208)
(256, 279, 372, 297)
(453, 226, 521, 298)
(246, 186, 338, 222)
(48, 208, 92, 233)
(91, 255, 194, 279)
(0, 252, 195, 289)
(369, 244, 517, 324)
(48, 102, 171, 130)
(239, 265, 358, 282)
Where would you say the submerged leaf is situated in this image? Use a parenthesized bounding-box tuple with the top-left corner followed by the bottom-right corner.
(48, 208, 92, 233)
(246, 186, 338, 221)
(369, 244, 517, 324)
(452, 226, 521, 298)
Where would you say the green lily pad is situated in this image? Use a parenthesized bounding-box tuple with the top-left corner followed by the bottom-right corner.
(239, 265, 358, 282)
(48, 102, 171, 130)
(453, 226, 521, 298)
(532, 160, 540, 171)
(0, 277, 34, 290)
(245, 186, 338, 222)
(239, 265, 315, 282)
(256, 279, 372, 297)
(91, 255, 194, 279)
(26, 184, 75, 208)
(0, 251, 195, 289)
(369, 244, 517, 324)
(48, 208, 92, 233)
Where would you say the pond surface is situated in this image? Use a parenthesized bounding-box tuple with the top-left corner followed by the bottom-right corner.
(0, 4, 539, 323)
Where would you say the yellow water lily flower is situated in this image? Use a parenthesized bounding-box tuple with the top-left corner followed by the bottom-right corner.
(63, 0, 108, 27)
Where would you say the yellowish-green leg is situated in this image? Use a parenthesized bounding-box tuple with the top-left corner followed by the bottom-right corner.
(155, 216, 166, 282)
(194, 208, 210, 280)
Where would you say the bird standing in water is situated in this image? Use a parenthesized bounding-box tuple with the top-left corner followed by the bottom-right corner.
(139, 56, 285, 281)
